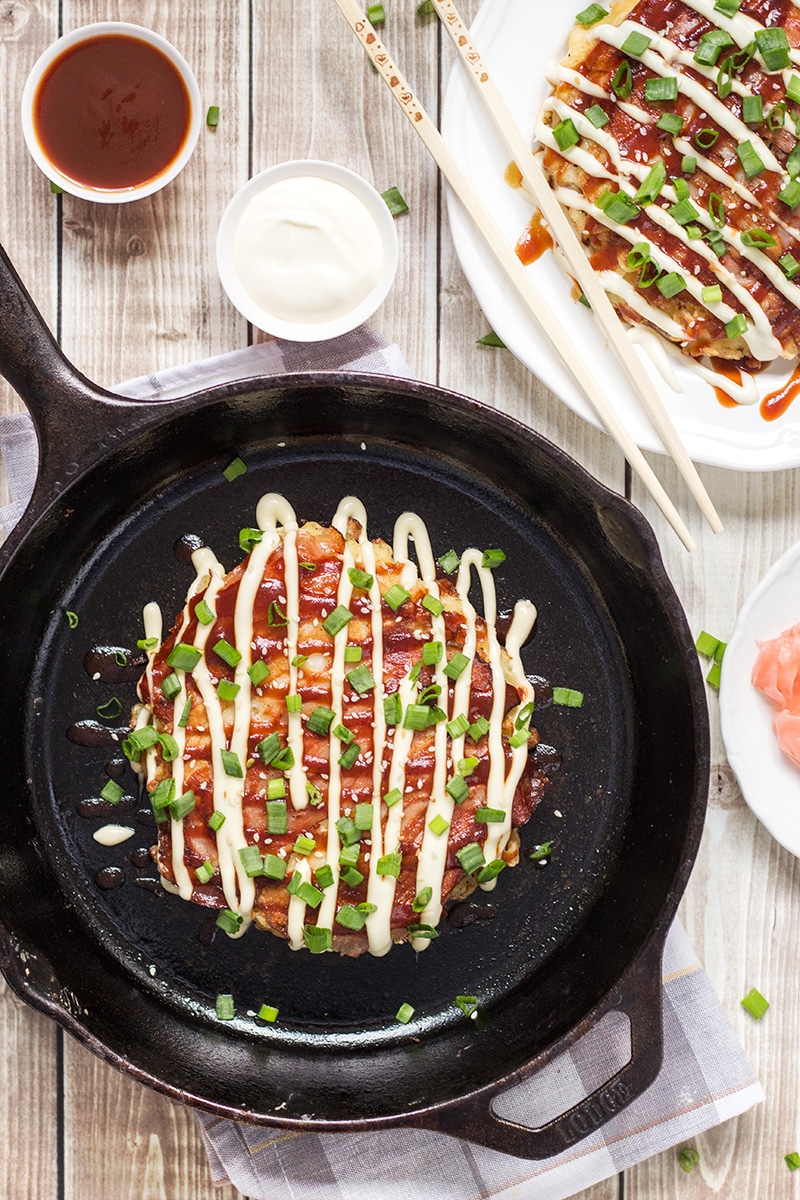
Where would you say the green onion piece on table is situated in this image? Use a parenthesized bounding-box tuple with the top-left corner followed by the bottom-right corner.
(381, 186, 408, 217)
(223, 456, 247, 482)
(740, 987, 769, 1019)
(679, 1147, 700, 1173)
(206, 105, 220, 127)
(476, 330, 506, 347)
(215, 993, 235, 1020)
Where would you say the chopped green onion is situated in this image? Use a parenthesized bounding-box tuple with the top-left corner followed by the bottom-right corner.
(238, 527, 262, 553)
(611, 60, 632, 100)
(285, 693, 302, 714)
(96, 697, 123, 721)
(158, 732, 180, 762)
(303, 924, 332, 953)
(627, 242, 650, 272)
(476, 331, 506, 347)
(446, 775, 470, 805)
(343, 645, 362, 663)
(421, 592, 444, 617)
(481, 548, 506, 569)
(266, 799, 287, 833)
(468, 716, 490, 742)
(601, 190, 640, 225)
(377, 851, 402, 878)
(585, 104, 610, 129)
(100, 779, 125, 804)
(306, 781, 323, 806)
(404, 703, 431, 731)
(238, 845, 264, 877)
(206, 105, 220, 127)
(694, 28, 733, 67)
(656, 271, 685, 298)
(215, 993, 235, 1019)
(169, 790, 196, 821)
(553, 118, 580, 152)
(681, 155, 697, 174)
(408, 922, 438, 939)
(713, 0, 741, 12)
(476, 858, 506, 883)
(333, 722, 354, 744)
(417, 0, 435, 15)
(530, 841, 554, 861)
(778, 179, 800, 209)
(740, 986, 769, 1018)
(657, 112, 683, 135)
(706, 660, 722, 689)
(456, 843, 485, 874)
(668, 198, 699, 226)
(679, 1147, 700, 1173)
(194, 598, 216, 625)
(217, 679, 240, 702)
(263, 854, 287, 880)
(694, 128, 719, 151)
(222, 456, 247, 482)
(705, 228, 726, 258)
(428, 814, 450, 836)
(707, 193, 725, 229)
(221, 749, 243, 778)
(737, 141, 765, 178)
(672, 176, 690, 201)
(458, 755, 479, 777)
(50, 180, 64, 195)
(455, 995, 478, 1017)
(384, 787, 402, 808)
(346, 664, 376, 694)
(341, 869, 364, 891)
(323, 605, 352, 636)
(420, 640, 442, 667)
(137, 636, 157, 651)
(768, 99, 788, 130)
(257, 731, 282, 765)
(315, 863, 334, 889)
(552, 687, 584, 707)
(384, 692, 403, 725)
(702, 284, 723, 304)
(685, 223, 704, 240)
(787, 76, 800, 104)
(446, 713, 470, 739)
(196, 860, 214, 884)
(339, 843, 361, 868)
(785, 1153, 800, 1171)
(409, 661, 422, 684)
(476, 807, 505, 823)
(161, 673, 182, 701)
(248, 660, 269, 686)
(779, 252, 800, 280)
(126, 725, 160, 754)
(355, 803, 374, 831)
(754, 26, 790, 72)
(293, 834, 316, 856)
(384, 583, 411, 611)
(266, 600, 288, 627)
(258, 1004, 279, 1023)
(438, 549, 460, 574)
(381, 186, 408, 217)
(412, 886, 433, 912)
(214, 639, 241, 667)
(339, 743, 361, 769)
(725, 312, 748, 339)
(575, 3, 608, 25)
(307, 705, 335, 736)
(742, 94, 763, 125)
(444, 651, 470, 681)
(348, 566, 374, 590)
(740, 227, 777, 250)
(367, 2, 384, 22)
(622, 30, 651, 57)
(644, 75, 678, 103)
(291, 654, 309, 669)
(166, 642, 202, 672)
(787, 141, 800, 179)
(395, 1002, 415, 1024)
(216, 909, 242, 935)
(267, 778, 286, 801)
(287, 875, 323, 908)
(336, 903, 368, 931)
(209, 810, 226, 832)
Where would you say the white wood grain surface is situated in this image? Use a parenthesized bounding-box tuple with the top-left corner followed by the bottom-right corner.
(1, 1, 797, 1197)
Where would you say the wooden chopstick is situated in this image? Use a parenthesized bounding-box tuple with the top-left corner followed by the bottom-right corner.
(332, 0, 697, 550)
(431, 0, 723, 537)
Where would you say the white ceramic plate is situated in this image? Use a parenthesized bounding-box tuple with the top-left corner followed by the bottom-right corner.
(441, 0, 800, 470)
(720, 542, 800, 858)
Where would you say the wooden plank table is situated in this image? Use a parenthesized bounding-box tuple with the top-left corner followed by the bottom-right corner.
(0, 2, 798, 1197)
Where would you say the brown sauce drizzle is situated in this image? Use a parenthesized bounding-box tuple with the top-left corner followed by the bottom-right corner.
(761, 364, 800, 421)
(95, 866, 125, 891)
(516, 209, 553, 266)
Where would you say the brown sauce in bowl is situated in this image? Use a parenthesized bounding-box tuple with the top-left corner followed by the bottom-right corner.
(34, 34, 191, 191)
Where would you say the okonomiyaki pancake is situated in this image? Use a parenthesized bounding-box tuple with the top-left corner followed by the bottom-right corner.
(536, 0, 800, 367)
(130, 494, 548, 957)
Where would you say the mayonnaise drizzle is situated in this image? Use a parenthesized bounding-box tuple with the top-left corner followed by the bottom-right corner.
(537, 2, 800, 395)
(138, 497, 539, 954)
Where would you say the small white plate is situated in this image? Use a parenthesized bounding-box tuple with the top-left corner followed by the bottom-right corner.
(440, 0, 800, 470)
(216, 160, 398, 342)
(720, 542, 800, 858)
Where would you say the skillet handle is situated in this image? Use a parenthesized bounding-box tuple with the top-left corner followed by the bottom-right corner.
(409, 937, 664, 1159)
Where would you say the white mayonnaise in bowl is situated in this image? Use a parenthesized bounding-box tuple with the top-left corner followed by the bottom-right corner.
(216, 160, 399, 341)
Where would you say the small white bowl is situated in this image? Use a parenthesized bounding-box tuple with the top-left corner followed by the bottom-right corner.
(216, 160, 399, 342)
(21, 22, 202, 203)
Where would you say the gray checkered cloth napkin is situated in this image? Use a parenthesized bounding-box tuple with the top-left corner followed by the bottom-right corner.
(0, 330, 763, 1200)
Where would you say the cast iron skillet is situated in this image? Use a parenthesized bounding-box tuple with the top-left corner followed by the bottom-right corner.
(0, 242, 708, 1158)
